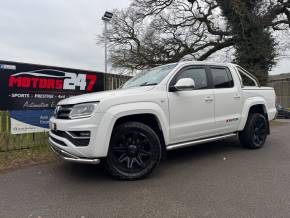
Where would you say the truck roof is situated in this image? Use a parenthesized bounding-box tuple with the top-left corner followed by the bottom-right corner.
(177, 61, 234, 67)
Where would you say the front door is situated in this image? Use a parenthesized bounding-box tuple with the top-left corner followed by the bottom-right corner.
(167, 66, 215, 144)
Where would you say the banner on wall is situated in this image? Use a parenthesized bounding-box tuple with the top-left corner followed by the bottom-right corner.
(0, 60, 105, 134)
(0, 60, 104, 110)
(10, 110, 54, 134)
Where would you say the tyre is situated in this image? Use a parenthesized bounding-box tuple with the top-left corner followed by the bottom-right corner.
(239, 113, 268, 149)
(105, 122, 161, 180)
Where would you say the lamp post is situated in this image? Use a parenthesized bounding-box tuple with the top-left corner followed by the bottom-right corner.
(102, 11, 113, 74)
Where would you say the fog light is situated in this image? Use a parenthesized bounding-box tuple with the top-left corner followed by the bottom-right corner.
(68, 131, 91, 139)
(79, 131, 90, 137)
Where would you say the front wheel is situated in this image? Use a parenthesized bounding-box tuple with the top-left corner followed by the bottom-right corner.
(239, 113, 268, 149)
(105, 122, 161, 180)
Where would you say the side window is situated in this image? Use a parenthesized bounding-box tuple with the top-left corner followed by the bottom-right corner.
(211, 67, 234, 88)
(175, 68, 208, 89)
(237, 67, 258, 87)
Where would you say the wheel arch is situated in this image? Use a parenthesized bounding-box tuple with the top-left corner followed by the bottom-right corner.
(238, 97, 269, 132)
(113, 113, 167, 158)
(96, 102, 169, 157)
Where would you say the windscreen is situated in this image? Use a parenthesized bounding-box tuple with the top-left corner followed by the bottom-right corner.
(122, 64, 178, 89)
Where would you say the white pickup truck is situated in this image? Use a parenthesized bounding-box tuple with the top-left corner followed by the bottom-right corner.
(49, 61, 277, 180)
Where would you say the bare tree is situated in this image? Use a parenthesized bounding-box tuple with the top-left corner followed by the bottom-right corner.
(97, 1, 234, 72)
(98, 0, 290, 82)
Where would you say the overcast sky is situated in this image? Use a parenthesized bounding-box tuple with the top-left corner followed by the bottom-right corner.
(0, 0, 289, 75)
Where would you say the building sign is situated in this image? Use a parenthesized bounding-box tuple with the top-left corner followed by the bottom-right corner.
(0, 60, 104, 110)
(0, 60, 105, 134)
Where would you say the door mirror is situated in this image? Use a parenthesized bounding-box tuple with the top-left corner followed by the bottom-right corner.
(172, 78, 195, 91)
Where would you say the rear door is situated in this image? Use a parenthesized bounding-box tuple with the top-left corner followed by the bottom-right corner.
(209, 66, 242, 134)
(167, 66, 215, 143)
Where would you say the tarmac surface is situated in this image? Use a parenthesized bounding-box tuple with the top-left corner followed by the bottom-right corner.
(0, 122, 290, 218)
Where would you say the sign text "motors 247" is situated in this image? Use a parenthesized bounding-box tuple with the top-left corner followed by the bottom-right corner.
(8, 72, 97, 91)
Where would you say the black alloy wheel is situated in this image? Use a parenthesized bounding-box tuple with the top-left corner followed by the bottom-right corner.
(239, 113, 268, 149)
(105, 122, 161, 180)
(252, 115, 267, 146)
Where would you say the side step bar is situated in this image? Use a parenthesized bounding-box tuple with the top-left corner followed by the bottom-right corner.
(167, 133, 237, 151)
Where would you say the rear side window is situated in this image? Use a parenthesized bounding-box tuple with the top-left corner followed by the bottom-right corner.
(211, 67, 234, 88)
(175, 68, 208, 89)
(236, 66, 258, 87)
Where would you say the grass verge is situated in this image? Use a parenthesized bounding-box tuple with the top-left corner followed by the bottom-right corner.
(0, 145, 56, 174)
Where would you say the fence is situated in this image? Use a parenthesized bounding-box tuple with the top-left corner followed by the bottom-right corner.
(104, 74, 131, 90)
(0, 74, 131, 152)
(268, 73, 290, 108)
(0, 111, 48, 152)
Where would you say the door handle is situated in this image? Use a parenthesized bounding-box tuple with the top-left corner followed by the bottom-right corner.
(204, 96, 214, 102)
(234, 96, 241, 99)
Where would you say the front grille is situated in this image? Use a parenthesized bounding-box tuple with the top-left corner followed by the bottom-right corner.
(55, 105, 73, 119)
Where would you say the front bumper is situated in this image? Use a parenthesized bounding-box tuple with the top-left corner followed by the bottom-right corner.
(48, 111, 115, 158)
(49, 138, 100, 164)
(48, 112, 107, 158)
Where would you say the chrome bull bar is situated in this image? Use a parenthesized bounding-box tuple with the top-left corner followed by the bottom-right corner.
(48, 138, 100, 164)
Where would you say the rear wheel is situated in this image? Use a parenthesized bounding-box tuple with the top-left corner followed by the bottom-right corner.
(105, 122, 161, 180)
(239, 113, 268, 149)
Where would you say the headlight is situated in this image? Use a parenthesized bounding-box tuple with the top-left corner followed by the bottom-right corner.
(54, 105, 60, 117)
(69, 103, 98, 119)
